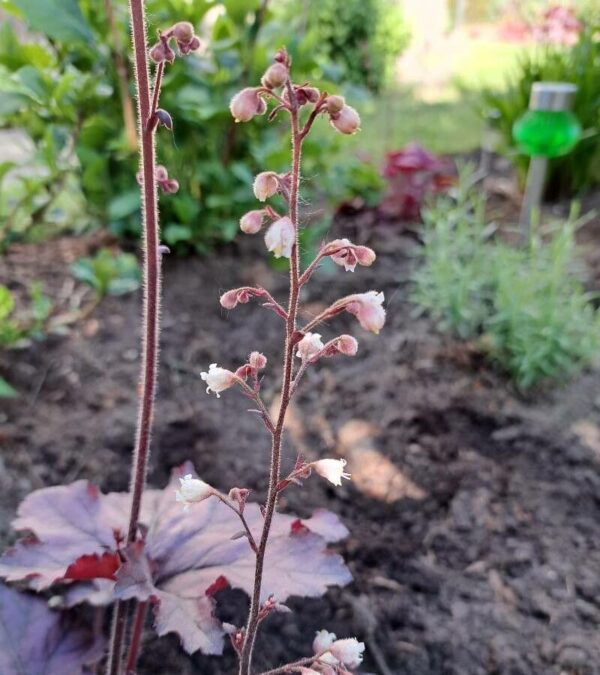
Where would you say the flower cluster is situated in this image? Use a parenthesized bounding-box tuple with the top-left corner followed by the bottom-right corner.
(191, 49, 386, 673)
(149, 21, 202, 63)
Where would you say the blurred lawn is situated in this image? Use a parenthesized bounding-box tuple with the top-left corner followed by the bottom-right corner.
(348, 92, 483, 160)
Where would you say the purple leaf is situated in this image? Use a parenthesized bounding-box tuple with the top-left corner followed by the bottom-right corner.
(152, 590, 224, 655)
(114, 541, 155, 602)
(0, 583, 105, 675)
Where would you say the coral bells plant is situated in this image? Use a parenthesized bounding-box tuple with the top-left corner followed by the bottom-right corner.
(0, 6, 385, 675)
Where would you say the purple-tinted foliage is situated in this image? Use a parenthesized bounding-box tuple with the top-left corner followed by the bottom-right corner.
(0, 462, 351, 655)
(380, 143, 455, 221)
(0, 582, 105, 674)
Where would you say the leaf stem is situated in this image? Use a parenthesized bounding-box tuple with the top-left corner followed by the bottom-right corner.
(106, 1, 161, 672)
(238, 77, 303, 675)
(124, 601, 148, 673)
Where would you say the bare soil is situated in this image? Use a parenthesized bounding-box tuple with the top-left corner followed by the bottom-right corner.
(1, 214, 600, 675)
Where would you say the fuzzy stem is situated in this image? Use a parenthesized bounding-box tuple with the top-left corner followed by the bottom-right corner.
(124, 601, 148, 674)
(238, 78, 302, 675)
(106, 1, 161, 673)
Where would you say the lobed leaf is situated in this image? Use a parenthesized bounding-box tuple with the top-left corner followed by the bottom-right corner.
(0, 582, 105, 675)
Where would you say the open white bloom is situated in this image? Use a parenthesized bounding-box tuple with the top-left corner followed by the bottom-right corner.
(175, 474, 212, 510)
(313, 630, 339, 666)
(296, 332, 324, 362)
(264, 216, 295, 259)
(329, 638, 365, 668)
(312, 459, 351, 487)
(345, 291, 386, 334)
(201, 363, 236, 397)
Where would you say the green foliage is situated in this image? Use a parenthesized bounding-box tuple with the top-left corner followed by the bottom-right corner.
(0, 282, 52, 348)
(413, 167, 600, 388)
(481, 19, 600, 198)
(71, 248, 140, 297)
(0, 0, 382, 252)
(288, 0, 410, 94)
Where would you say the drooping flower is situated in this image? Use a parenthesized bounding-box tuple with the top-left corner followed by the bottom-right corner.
(326, 239, 376, 272)
(261, 62, 288, 89)
(253, 171, 280, 201)
(324, 95, 345, 114)
(313, 629, 336, 653)
(175, 474, 212, 510)
(330, 105, 361, 135)
(344, 291, 386, 334)
(312, 459, 351, 487)
(335, 335, 358, 356)
(171, 21, 194, 44)
(264, 216, 295, 259)
(200, 363, 236, 397)
(329, 638, 365, 668)
(249, 351, 267, 370)
(230, 87, 266, 123)
(240, 210, 265, 234)
(296, 333, 325, 362)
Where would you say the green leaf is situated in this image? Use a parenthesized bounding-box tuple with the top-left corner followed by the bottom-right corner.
(108, 190, 141, 221)
(0, 285, 15, 321)
(11, 0, 94, 45)
(0, 376, 17, 398)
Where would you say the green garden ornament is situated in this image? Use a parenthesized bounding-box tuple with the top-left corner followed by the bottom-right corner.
(513, 82, 581, 240)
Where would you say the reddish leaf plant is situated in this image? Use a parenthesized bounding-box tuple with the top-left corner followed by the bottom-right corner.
(0, 3, 385, 674)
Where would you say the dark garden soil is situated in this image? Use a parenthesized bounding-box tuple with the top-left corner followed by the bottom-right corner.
(2, 206, 600, 675)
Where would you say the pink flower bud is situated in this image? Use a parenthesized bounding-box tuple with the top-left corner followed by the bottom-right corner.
(240, 209, 265, 234)
(330, 105, 361, 135)
(155, 165, 168, 181)
(296, 333, 324, 362)
(228, 487, 250, 512)
(345, 291, 386, 334)
(336, 335, 358, 356)
(220, 289, 249, 309)
(325, 95, 345, 114)
(264, 216, 295, 259)
(329, 638, 365, 668)
(261, 62, 288, 89)
(235, 365, 251, 379)
(200, 363, 236, 397)
(161, 179, 179, 194)
(355, 245, 376, 266)
(230, 87, 266, 123)
(187, 35, 202, 51)
(149, 41, 175, 64)
(312, 459, 351, 486)
(171, 21, 194, 44)
(249, 351, 267, 370)
(253, 171, 280, 201)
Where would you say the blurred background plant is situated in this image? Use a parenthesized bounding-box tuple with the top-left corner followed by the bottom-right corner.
(0, 0, 405, 253)
(71, 247, 140, 297)
(413, 166, 600, 388)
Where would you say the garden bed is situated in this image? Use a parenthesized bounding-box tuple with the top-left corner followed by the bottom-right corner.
(1, 216, 600, 674)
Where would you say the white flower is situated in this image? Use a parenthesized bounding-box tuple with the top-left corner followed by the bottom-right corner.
(264, 216, 295, 259)
(313, 629, 339, 666)
(345, 291, 386, 334)
(296, 332, 324, 362)
(312, 459, 351, 487)
(175, 474, 212, 510)
(253, 171, 279, 201)
(329, 638, 365, 668)
(201, 363, 236, 397)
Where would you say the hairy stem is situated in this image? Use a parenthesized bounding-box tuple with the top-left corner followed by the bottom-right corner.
(238, 79, 302, 675)
(106, 1, 161, 673)
(124, 601, 148, 673)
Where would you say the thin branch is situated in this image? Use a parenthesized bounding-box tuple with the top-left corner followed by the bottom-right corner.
(212, 493, 258, 553)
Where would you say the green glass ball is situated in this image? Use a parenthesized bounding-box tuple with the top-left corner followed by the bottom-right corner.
(513, 110, 582, 158)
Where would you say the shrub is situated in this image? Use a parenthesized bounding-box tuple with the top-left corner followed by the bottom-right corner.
(481, 16, 600, 198)
(413, 167, 600, 388)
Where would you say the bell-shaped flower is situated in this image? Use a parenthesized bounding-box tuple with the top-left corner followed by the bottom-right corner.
(312, 459, 351, 487)
(175, 474, 212, 510)
(329, 638, 365, 669)
(249, 351, 267, 370)
(261, 62, 288, 89)
(230, 87, 266, 123)
(253, 171, 280, 201)
(265, 216, 295, 259)
(325, 239, 376, 272)
(330, 105, 361, 135)
(335, 335, 358, 356)
(201, 363, 236, 397)
(240, 209, 265, 234)
(345, 291, 386, 334)
(296, 333, 324, 362)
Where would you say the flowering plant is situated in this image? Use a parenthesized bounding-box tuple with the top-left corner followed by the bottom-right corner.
(0, 3, 385, 674)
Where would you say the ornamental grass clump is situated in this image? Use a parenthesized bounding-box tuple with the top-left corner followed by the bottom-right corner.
(0, 4, 385, 674)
